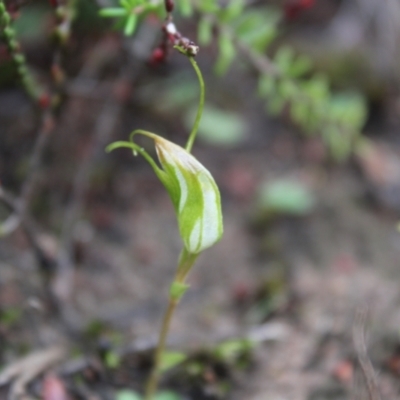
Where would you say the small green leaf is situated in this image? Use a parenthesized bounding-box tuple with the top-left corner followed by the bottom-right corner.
(323, 125, 352, 162)
(185, 106, 246, 147)
(288, 55, 312, 77)
(198, 17, 213, 46)
(290, 101, 309, 126)
(116, 390, 142, 400)
(0, 307, 22, 327)
(278, 79, 297, 100)
(197, 0, 219, 13)
(214, 339, 254, 363)
(105, 351, 121, 369)
(160, 351, 187, 372)
(124, 14, 137, 36)
(218, 0, 245, 22)
(170, 281, 190, 301)
(274, 46, 294, 74)
(176, 0, 193, 16)
(235, 10, 277, 53)
(99, 7, 127, 17)
(154, 391, 182, 400)
(258, 75, 276, 98)
(257, 180, 315, 216)
(215, 32, 236, 75)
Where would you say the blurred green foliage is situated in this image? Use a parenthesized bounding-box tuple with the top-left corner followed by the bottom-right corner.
(256, 179, 315, 217)
(1, 0, 369, 159)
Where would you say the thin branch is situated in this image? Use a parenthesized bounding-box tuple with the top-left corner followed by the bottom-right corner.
(54, 23, 160, 300)
(353, 307, 382, 400)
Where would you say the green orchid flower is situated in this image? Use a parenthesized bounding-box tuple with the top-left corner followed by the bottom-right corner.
(107, 130, 223, 255)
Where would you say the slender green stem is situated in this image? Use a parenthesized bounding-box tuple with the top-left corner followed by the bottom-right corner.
(144, 249, 198, 400)
(144, 298, 178, 400)
(185, 57, 205, 153)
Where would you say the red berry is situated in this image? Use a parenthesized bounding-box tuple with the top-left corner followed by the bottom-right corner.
(38, 93, 51, 109)
(150, 47, 166, 65)
(49, 0, 58, 7)
(284, 0, 315, 20)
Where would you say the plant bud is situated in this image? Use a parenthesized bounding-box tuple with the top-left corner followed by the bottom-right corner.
(153, 136, 223, 254)
(107, 132, 223, 254)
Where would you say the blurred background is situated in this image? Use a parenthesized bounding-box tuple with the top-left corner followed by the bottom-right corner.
(1, 0, 400, 399)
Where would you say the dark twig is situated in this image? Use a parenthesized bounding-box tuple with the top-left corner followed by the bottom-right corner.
(19, 111, 56, 214)
(0, 186, 56, 281)
(0, 345, 67, 400)
(353, 307, 382, 400)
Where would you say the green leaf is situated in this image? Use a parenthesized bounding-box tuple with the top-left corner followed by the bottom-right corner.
(288, 55, 312, 77)
(105, 351, 121, 369)
(185, 106, 247, 147)
(198, 17, 213, 46)
(323, 125, 352, 162)
(257, 180, 315, 216)
(218, 0, 245, 22)
(124, 14, 137, 36)
(258, 75, 276, 98)
(302, 75, 329, 100)
(215, 32, 236, 75)
(160, 351, 187, 372)
(274, 46, 294, 74)
(116, 390, 142, 400)
(99, 7, 127, 17)
(0, 308, 22, 327)
(170, 281, 190, 301)
(290, 101, 309, 126)
(329, 92, 366, 130)
(197, 0, 219, 13)
(235, 10, 278, 53)
(176, 0, 193, 16)
(278, 79, 297, 101)
(214, 339, 254, 363)
(154, 391, 182, 400)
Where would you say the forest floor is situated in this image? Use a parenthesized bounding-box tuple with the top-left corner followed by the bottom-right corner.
(2, 101, 400, 399)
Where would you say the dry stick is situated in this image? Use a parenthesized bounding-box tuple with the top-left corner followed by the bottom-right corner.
(55, 98, 122, 302)
(0, 0, 72, 234)
(0, 187, 55, 292)
(20, 111, 55, 215)
(353, 308, 382, 400)
(0, 0, 77, 319)
(55, 21, 160, 302)
(0, 345, 68, 400)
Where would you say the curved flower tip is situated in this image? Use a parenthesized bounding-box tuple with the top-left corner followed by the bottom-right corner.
(154, 136, 223, 254)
